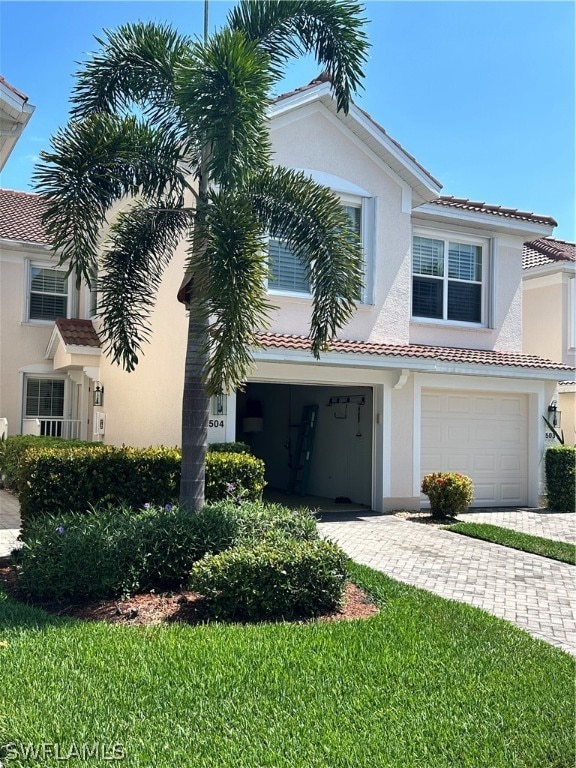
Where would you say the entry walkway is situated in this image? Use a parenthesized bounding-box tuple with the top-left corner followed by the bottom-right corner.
(318, 513, 576, 655)
(0, 489, 21, 559)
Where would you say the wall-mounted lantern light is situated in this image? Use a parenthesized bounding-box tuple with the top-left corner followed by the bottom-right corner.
(547, 401, 561, 428)
(93, 382, 104, 407)
(212, 394, 227, 416)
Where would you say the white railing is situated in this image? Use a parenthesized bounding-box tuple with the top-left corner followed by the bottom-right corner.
(22, 419, 82, 440)
(0, 418, 7, 440)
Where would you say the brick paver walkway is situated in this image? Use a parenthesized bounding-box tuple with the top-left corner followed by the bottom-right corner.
(319, 514, 576, 655)
(458, 508, 576, 543)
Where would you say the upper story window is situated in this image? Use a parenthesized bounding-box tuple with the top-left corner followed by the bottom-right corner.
(412, 232, 487, 324)
(268, 199, 368, 299)
(28, 264, 69, 322)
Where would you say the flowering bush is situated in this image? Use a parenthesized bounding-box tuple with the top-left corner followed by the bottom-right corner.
(421, 472, 474, 518)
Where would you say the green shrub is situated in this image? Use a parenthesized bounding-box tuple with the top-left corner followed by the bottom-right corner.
(16, 501, 320, 602)
(17, 445, 265, 533)
(208, 442, 251, 454)
(545, 446, 575, 512)
(189, 539, 348, 621)
(17, 507, 148, 601)
(205, 452, 265, 503)
(421, 472, 474, 518)
(18, 445, 181, 532)
(0, 435, 93, 492)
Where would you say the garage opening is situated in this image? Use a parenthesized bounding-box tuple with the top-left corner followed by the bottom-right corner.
(237, 383, 373, 509)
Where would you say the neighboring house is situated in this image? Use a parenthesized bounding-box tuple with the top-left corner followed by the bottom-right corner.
(522, 238, 576, 445)
(0, 76, 573, 510)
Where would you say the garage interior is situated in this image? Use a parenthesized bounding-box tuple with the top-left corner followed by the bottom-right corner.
(236, 383, 373, 510)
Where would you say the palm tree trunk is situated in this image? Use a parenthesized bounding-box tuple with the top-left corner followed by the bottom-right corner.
(180, 306, 210, 510)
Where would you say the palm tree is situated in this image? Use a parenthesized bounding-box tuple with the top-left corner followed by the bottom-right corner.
(34, 0, 369, 510)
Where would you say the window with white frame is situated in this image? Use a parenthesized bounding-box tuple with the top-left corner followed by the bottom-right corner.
(412, 232, 487, 324)
(268, 200, 366, 298)
(88, 269, 98, 318)
(28, 264, 69, 322)
(25, 378, 65, 419)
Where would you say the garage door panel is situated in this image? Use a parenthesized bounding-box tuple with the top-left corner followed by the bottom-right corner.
(421, 389, 528, 507)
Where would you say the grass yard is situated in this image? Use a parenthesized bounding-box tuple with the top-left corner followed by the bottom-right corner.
(446, 522, 576, 564)
(1, 562, 574, 768)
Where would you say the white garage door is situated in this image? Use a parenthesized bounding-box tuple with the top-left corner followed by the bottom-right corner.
(421, 389, 528, 507)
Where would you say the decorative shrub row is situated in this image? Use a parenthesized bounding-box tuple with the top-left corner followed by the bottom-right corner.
(0, 435, 93, 493)
(421, 472, 474, 518)
(16, 502, 322, 603)
(16, 445, 265, 532)
(189, 539, 348, 621)
(208, 442, 251, 454)
(545, 446, 575, 512)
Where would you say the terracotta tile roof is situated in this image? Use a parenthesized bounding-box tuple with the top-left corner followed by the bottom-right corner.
(56, 318, 101, 348)
(522, 238, 576, 270)
(256, 333, 573, 372)
(0, 189, 49, 244)
(0, 75, 28, 102)
(431, 196, 557, 227)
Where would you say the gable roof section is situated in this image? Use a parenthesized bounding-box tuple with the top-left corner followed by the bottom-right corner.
(271, 77, 442, 206)
(255, 333, 572, 375)
(0, 189, 50, 244)
(523, 238, 576, 271)
(55, 318, 101, 348)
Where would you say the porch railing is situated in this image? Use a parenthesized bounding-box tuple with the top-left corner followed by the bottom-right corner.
(22, 419, 82, 440)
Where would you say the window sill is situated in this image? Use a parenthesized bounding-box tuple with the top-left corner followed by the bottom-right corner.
(410, 319, 492, 332)
(21, 319, 59, 327)
(267, 290, 373, 308)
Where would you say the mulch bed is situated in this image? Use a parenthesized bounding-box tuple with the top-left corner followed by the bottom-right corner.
(393, 510, 458, 528)
(0, 566, 378, 626)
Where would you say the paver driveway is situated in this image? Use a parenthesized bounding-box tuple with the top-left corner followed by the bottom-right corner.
(318, 513, 576, 655)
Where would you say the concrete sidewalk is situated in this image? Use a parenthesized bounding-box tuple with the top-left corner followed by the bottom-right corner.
(0, 489, 21, 559)
(319, 513, 576, 655)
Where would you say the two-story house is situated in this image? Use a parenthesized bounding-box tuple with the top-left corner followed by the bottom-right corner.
(1, 76, 572, 511)
(522, 238, 576, 445)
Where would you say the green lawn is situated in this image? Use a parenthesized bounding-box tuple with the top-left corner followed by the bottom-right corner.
(1, 563, 574, 768)
(446, 522, 576, 564)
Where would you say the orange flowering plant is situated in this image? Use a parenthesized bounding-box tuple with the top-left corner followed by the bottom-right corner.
(421, 472, 474, 519)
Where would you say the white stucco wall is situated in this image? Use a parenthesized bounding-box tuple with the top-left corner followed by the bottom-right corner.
(0, 242, 64, 434)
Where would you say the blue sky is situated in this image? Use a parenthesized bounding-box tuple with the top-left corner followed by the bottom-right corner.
(1, 1, 574, 241)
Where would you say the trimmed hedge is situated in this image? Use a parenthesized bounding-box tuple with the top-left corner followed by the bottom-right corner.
(545, 446, 575, 512)
(205, 451, 265, 503)
(0, 435, 93, 493)
(18, 445, 180, 529)
(208, 442, 251, 454)
(189, 539, 349, 621)
(17, 446, 265, 532)
(16, 501, 320, 602)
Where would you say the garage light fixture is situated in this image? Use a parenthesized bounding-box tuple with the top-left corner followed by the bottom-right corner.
(547, 401, 561, 428)
(93, 381, 104, 407)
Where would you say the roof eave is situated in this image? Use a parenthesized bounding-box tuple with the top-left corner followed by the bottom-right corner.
(413, 203, 556, 238)
(252, 345, 570, 381)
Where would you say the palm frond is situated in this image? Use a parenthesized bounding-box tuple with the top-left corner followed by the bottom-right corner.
(228, 0, 369, 112)
(33, 114, 190, 287)
(246, 166, 363, 356)
(99, 201, 194, 371)
(176, 28, 273, 189)
(195, 189, 275, 394)
(70, 21, 192, 136)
